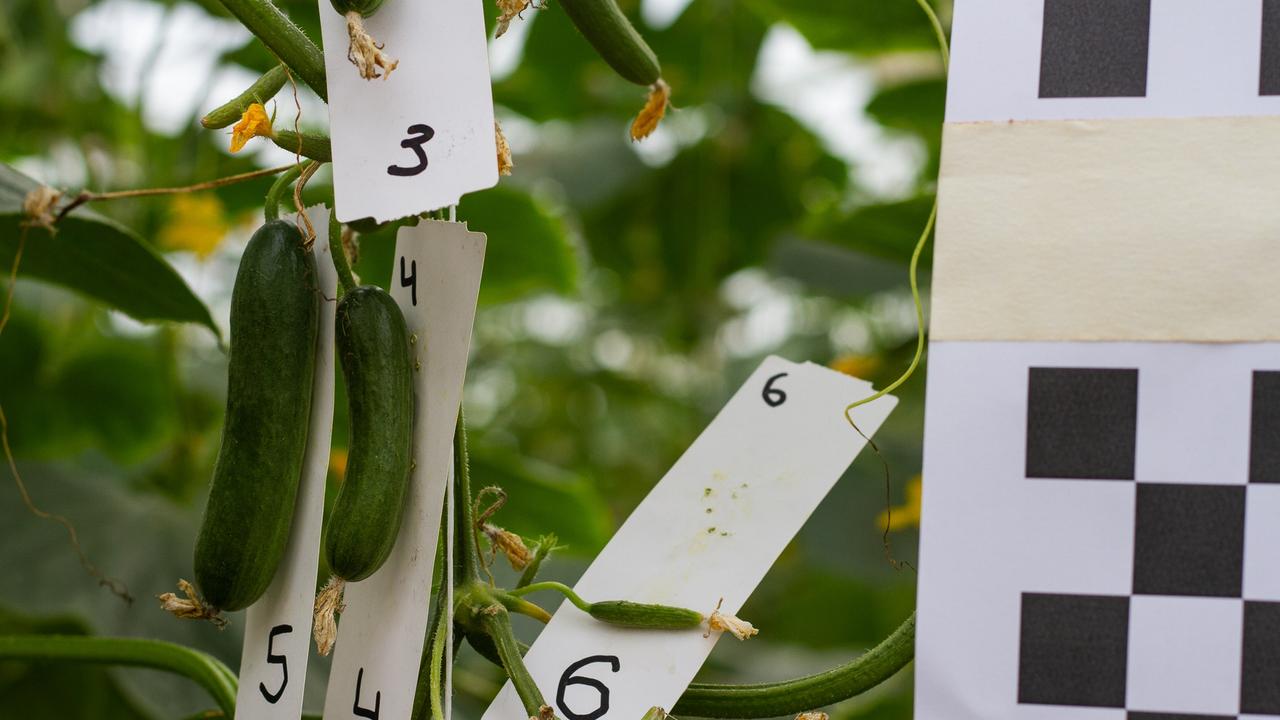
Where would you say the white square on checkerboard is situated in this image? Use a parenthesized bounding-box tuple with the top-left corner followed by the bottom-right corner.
(1012, 707, 1125, 720)
(1133, 346, 1253, 485)
(1245, 485, 1280, 601)
(1126, 595, 1243, 715)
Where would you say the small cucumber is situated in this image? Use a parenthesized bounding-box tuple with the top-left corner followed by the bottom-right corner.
(201, 65, 288, 130)
(325, 285, 414, 582)
(193, 220, 319, 613)
(559, 0, 660, 86)
(588, 600, 703, 630)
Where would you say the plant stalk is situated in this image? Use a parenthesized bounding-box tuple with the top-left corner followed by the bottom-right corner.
(478, 605, 548, 718)
(672, 613, 916, 718)
(0, 635, 238, 716)
(214, 0, 327, 100)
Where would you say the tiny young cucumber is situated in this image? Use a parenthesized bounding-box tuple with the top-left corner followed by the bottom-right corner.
(325, 285, 414, 582)
(559, 0, 661, 86)
(201, 65, 288, 130)
(192, 220, 320, 614)
(588, 600, 704, 630)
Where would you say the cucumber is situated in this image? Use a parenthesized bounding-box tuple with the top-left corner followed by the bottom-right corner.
(588, 600, 703, 630)
(559, 0, 660, 86)
(330, 0, 383, 16)
(326, 285, 414, 581)
(201, 65, 288, 130)
(193, 220, 320, 614)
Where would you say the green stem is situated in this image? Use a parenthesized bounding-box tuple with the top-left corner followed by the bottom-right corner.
(672, 614, 915, 718)
(264, 163, 303, 221)
(0, 635, 238, 717)
(329, 213, 357, 294)
(454, 409, 483, 583)
(508, 581, 592, 613)
(214, 0, 327, 101)
(202, 64, 289, 129)
(498, 593, 553, 623)
(478, 606, 548, 718)
(272, 129, 332, 162)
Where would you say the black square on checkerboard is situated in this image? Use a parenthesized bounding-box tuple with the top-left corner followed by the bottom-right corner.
(1250, 371, 1280, 483)
(1261, 0, 1280, 95)
(1018, 593, 1129, 707)
(1133, 484, 1245, 598)
(1242, 601, 1280, 714)
(1026, 367, 1138, 480)
(1039, 0, 1151, 98)
(1131, 707, 1239, 712)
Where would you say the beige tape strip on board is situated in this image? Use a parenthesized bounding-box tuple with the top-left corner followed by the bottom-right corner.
(931, 115, 1280, 342)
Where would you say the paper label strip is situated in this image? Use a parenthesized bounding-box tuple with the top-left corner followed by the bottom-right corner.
(318, 0, 498, 222)
(481, 357, 897, 720)
(322, 221, 486, 720)
(236, 206, 339, 720)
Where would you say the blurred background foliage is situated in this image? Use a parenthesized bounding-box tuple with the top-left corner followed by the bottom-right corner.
(0, 0, 947, 717)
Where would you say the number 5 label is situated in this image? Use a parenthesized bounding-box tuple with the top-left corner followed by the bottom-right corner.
(481, 356, 897, 720)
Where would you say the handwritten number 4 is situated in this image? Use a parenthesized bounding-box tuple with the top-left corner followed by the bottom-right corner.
(388, 124, 435, 177)
(400, 257, 417, 306)
(259, 624, 292, 704)
(354, 667, 381, 719)
(762, 372, 788, 407)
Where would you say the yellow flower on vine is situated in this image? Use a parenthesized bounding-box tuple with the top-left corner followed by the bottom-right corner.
(229, 102, 274, 153)
(157, 194, 229, 260)
(877, 474, 922, 532)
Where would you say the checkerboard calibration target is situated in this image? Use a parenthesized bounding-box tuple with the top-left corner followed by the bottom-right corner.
(1016, 367, 1280, 717)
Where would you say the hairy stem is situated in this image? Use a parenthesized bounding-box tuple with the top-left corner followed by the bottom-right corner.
(479, 606, 548, 717)
(508, 581, 591, 613)
(272, 129, 332, 163)
(214, 0, 327, 100)
(328, 212, 357, 294)
(515, 534, 557, 589)
(497, 593, 553, 623)
(0, 635, 238, 716)
(672, 613, 915, 718)
(454, 409, 483, 584)
(264, 163, 303, 221)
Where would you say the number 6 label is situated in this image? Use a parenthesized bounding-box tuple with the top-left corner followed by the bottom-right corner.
(481, 356, 897, 720)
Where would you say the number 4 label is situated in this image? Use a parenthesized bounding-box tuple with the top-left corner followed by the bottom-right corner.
(481, 356, 897, 720)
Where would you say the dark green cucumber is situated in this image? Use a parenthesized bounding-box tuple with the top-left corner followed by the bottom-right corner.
(588, 600, 703, 629)
(330, 0, 384, 16)
(560, 0, 660, 86)
(325, 285, 414, 582)
(194, 220, 319, 612)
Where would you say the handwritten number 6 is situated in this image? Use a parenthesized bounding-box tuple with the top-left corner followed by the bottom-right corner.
(762, 372, 788, 407)
(259, 624, 292, 704)
(556, 655, 620, 720)
(353, 667, 381, 719)
(400, 257, 418, 306)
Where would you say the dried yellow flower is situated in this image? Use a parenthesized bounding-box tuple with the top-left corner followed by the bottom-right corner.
(496, 121, 514, 176)
(496, 0, 531, 38)
(630, 80, 671, 141)
(230, 102, 274, 153)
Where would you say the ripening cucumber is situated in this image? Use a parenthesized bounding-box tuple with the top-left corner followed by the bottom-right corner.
(588, 600, 703, 629)
(325, 285, 414, 582)
(559, 0, 661, 86)
(193, 220, 319, 613)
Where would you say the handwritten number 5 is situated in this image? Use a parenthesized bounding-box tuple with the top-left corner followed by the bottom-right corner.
(762, 372, 788, 407)
(353, 667, 381, 719)
(556, 655, 620, 720)
(400, 257, 417, 306)
(387, 124, 435, 177)
(259, 624, 292, 704)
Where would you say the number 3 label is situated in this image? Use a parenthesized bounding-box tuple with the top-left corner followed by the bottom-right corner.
(556, 656, 620, 720)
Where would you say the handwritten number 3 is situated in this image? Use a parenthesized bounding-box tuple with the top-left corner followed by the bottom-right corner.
(388, 124, 435, 177)
(556, 655, 620, 720)
(259, 624, 292, 704)
(762, 372, 788, 407)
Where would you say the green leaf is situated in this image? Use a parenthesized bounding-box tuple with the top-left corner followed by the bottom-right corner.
(459, 185, 579, 305)
(804, 195, 936, 268)
(0, 164, 219, 338)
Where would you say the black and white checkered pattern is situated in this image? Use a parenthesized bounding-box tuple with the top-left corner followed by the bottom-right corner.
(1017, 368, 1280, 718)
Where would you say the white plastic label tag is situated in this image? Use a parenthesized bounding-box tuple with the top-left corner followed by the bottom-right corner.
(322, 221, 486, 720)
(236, 205, 338, 720)
(481, 357, 897, 720)
(318, 0, 498, 223)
